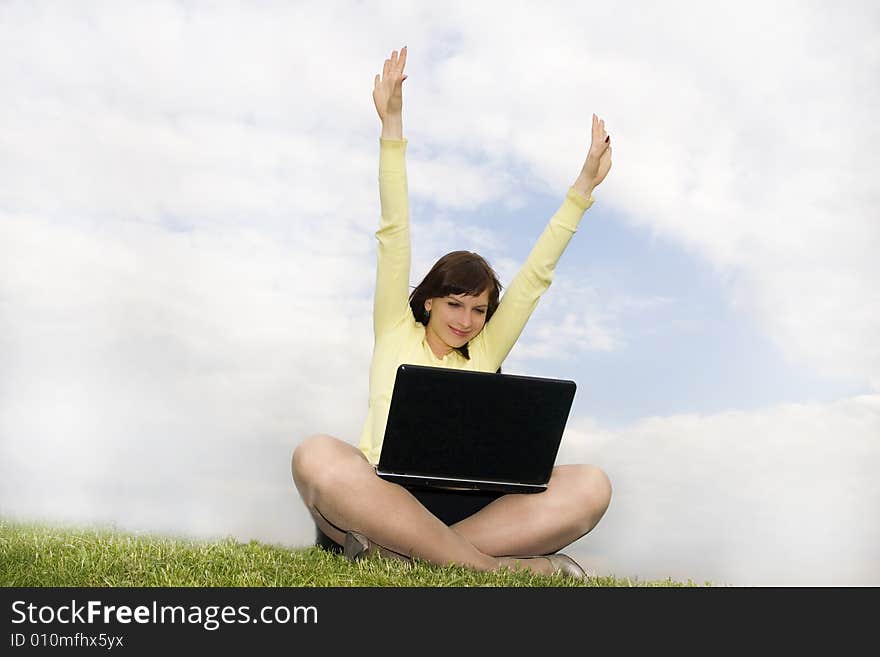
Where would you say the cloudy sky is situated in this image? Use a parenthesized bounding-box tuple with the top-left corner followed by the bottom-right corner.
(1, 1, 877, 585)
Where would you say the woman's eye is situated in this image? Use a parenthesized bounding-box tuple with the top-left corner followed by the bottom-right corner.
(476, 309, 486, 315)
(448, 302, 460, 307)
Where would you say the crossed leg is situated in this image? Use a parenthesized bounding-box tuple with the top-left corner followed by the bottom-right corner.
(291, 434, 612, 575)
(450, 464, 612, 557)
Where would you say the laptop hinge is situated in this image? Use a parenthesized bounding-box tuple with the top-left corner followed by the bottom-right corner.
(375, 468, 545, 491)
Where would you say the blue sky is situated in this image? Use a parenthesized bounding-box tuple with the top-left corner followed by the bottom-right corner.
(1, 1, 878, 585)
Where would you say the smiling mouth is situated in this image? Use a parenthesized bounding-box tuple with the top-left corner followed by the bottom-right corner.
(449, 327, 469, 337)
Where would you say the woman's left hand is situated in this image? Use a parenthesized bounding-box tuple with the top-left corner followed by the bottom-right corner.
(578, 113, 613, 190)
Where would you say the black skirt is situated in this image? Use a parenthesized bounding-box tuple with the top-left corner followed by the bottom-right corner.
(407, 487, 504, 526)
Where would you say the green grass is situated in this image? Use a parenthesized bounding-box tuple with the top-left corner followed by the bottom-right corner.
(0, 518, 707, 587)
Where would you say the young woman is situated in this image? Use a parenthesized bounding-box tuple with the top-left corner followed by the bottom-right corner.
(292, 46, 613, 578)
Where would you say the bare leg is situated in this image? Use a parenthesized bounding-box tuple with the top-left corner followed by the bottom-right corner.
(450, 464, 612, 557)
(292, 434, 503, 571)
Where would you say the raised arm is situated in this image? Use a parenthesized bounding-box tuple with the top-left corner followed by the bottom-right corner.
(474, 113, 613, 366)
(372, 46, 413, 337)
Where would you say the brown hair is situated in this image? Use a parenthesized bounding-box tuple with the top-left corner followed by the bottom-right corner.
(409, 251, 503, 360)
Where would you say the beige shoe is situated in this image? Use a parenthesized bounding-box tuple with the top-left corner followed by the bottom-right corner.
(543, 553, 588, 579)
(343, 531, 412, 565)
(506, 553, 588, 579)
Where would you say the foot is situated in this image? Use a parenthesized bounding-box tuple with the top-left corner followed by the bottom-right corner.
(498, 553, 587, 579)
(343, 531, 413, 565)
(498, 555, 557, 577)
(543, 553, 588, 579)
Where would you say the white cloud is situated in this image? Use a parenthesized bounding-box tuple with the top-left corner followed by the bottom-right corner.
(408, 152, 525, 212)
(0, 213, 374, 544)
(513, 311, 618, 359)
(558, 394, 880, 585)
(505, 277, 670, 363)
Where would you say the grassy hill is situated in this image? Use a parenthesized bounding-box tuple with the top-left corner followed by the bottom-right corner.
(0, 518, 706, 587)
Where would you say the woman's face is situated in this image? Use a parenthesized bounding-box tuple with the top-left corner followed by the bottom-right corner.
(425, 290, 490, 349)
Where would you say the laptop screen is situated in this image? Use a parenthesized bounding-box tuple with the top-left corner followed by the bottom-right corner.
(379, 365, 576, 485)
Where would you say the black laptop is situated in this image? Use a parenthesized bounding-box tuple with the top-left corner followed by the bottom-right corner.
(375, 364, 576, 494)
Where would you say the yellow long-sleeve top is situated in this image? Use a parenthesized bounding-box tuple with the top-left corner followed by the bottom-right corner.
(358, 137, 594, 464)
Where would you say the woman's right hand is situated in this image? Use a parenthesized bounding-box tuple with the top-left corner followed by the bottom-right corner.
(373, 46, 408, 122)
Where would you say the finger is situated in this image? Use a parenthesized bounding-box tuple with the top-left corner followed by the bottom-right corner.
(391, 49, 398, 69)
(374, 73, 380, 88)
(399, 45, 407, 71)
